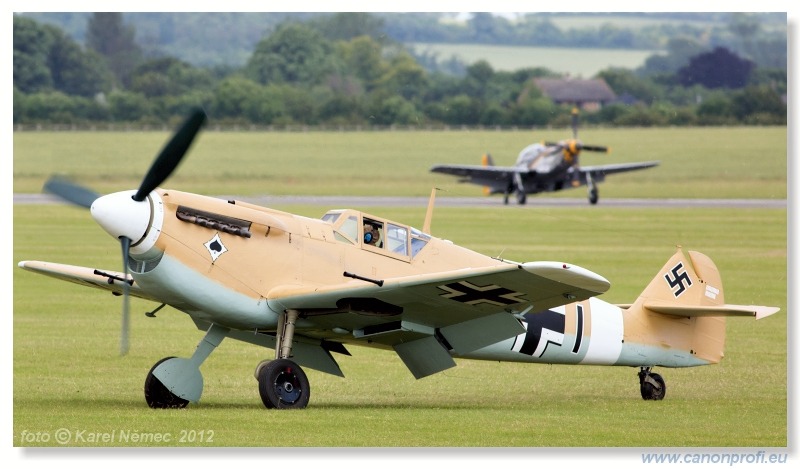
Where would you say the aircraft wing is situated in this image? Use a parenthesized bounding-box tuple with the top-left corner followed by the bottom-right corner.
(268, 261, 610, 378)
(579, 161, 660, 181)
(430, 164, 522, 190)
(17, 260, 158, 302)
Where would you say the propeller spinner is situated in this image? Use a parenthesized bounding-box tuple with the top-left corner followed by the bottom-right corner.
(43, 108, 207, 355)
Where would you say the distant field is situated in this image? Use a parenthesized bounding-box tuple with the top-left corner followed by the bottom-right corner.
(545, 14, 717, 30)
(408, 43, 661, 77)
(13, 126, 787, 201)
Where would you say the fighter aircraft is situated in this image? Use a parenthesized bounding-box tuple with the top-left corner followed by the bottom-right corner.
(430, 109, 659, 205)
(18, 109, 777, 409)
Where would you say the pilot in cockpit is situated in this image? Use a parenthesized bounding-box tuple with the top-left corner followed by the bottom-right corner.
(363, 222, 382, 247)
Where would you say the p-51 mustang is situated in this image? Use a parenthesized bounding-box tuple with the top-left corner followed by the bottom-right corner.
(19, 109, 776, 409)
(430, 109, 659, 205)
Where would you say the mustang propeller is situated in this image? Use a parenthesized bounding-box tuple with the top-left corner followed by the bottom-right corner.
(43, 108, 207, 355)
(543, 108, 609, 155)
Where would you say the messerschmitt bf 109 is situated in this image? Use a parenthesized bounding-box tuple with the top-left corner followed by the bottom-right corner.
(430, 108, 659, 205)
(19, 109, 777, 409)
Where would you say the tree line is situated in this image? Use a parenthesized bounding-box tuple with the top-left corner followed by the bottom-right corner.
(13, 13, 787, 128)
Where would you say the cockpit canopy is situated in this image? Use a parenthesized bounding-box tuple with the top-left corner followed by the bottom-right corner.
(321, 209, 430, 259)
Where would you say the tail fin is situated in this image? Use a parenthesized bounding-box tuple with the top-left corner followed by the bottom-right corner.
(627, 248, 779, 364)
(481, 153, 494, 196)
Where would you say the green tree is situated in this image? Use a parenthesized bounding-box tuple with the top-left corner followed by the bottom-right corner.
(13, 16, 54, 93)
(45, 24, 112, 97)
(312, 12, 387, 43)
(731, 85, 786, 124)
(107, 90, 152, 121)
(597, 68, 660, 104)
(212, 75, 264, 119)
(375, 52, 428, 101)
(677, 47, 754, 89)
(246, 23, 333, 86)
(14, 16, 112, 98)
(696, 92, 736, 125)
(640, 37, 707, 76)
(130, 57, 214, 97)
(86, 13, 143, 88)
(336, 36, 386, 89)
(367, 94, 418, 125)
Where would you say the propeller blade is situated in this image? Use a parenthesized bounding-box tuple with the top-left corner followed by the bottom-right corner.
(43, 176, 100, 209)
(571, 107, 579, 139)
(133, 108, 207, 202)
(120, 236, 132, 356)
(581, 145, 610, 153)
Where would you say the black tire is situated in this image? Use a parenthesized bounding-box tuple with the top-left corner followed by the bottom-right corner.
(516, 191, 527, 205)
(144, 356, 190, 409)
(257, 359, 310, 409)
(589, 188, 599, 205)
(640, 372, 666, 401)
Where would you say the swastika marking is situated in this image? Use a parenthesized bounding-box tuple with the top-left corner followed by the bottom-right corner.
(664, 262, 693, 297)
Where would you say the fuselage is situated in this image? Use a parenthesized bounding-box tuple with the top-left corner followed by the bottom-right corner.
(91, 188, 714, 370)
(116, 189, 507, 331)
(462, 297, 710, 368)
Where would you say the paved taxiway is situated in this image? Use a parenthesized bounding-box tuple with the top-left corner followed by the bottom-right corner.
(13, 193, 787, 209)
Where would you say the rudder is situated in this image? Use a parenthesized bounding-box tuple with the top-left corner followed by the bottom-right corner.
(626, 248, 777, 365)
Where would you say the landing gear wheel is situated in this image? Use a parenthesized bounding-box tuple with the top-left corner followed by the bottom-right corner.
(516, 191, 527, 205)
(638, 369, 666, 401)
(503, 191, 510, 205)
(588, 187, 598, 205)
(257, 359, 310, 409)
(144, 357, 190, 409)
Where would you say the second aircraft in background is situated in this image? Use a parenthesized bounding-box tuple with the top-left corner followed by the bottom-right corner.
(430, 109, 659, 205)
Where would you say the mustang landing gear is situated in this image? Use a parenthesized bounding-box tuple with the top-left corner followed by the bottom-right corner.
(638, 367, 666, 401)
(587, 173, 599, 205)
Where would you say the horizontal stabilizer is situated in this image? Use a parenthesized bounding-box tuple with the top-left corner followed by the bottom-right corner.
(645, 302, 780, 320)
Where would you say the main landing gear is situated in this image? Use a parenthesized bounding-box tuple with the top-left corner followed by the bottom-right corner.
(587, 173, 599, 205)
(143, 310, 311, 410)
(254, 309, 310, 409)
(638, 367, 666, 400)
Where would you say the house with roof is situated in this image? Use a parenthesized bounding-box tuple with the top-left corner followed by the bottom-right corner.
(533, 78, 617, 111)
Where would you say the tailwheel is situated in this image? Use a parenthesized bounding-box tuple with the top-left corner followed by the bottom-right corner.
(144, 357, 189, 409)
(257, 359, 310, 409)
(638, 367, 666, 401)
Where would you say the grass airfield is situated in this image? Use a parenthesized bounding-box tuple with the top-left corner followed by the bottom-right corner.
(12, 126, 788, 450)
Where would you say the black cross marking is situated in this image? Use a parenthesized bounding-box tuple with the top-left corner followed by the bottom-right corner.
(519, 309, 565, 357)
(664, 262, 693, 297)
(438, 281, 526, 306)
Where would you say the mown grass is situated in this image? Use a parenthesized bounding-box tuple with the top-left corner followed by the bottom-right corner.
(11, 125, 789, 452)
(13, 201, 786, 448)
(12, 126, 787, 200)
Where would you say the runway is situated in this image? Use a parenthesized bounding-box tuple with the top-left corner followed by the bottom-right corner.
(13, 193, 787, 209)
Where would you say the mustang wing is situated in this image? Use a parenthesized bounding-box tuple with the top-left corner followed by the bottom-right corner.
(430, 164, 524, 191)
(579, 161, 659, 183)
(268, 261, 609, 378)
(18, 260, 157, 301)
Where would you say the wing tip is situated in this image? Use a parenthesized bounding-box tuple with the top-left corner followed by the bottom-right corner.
(522, 261, 611, 294)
